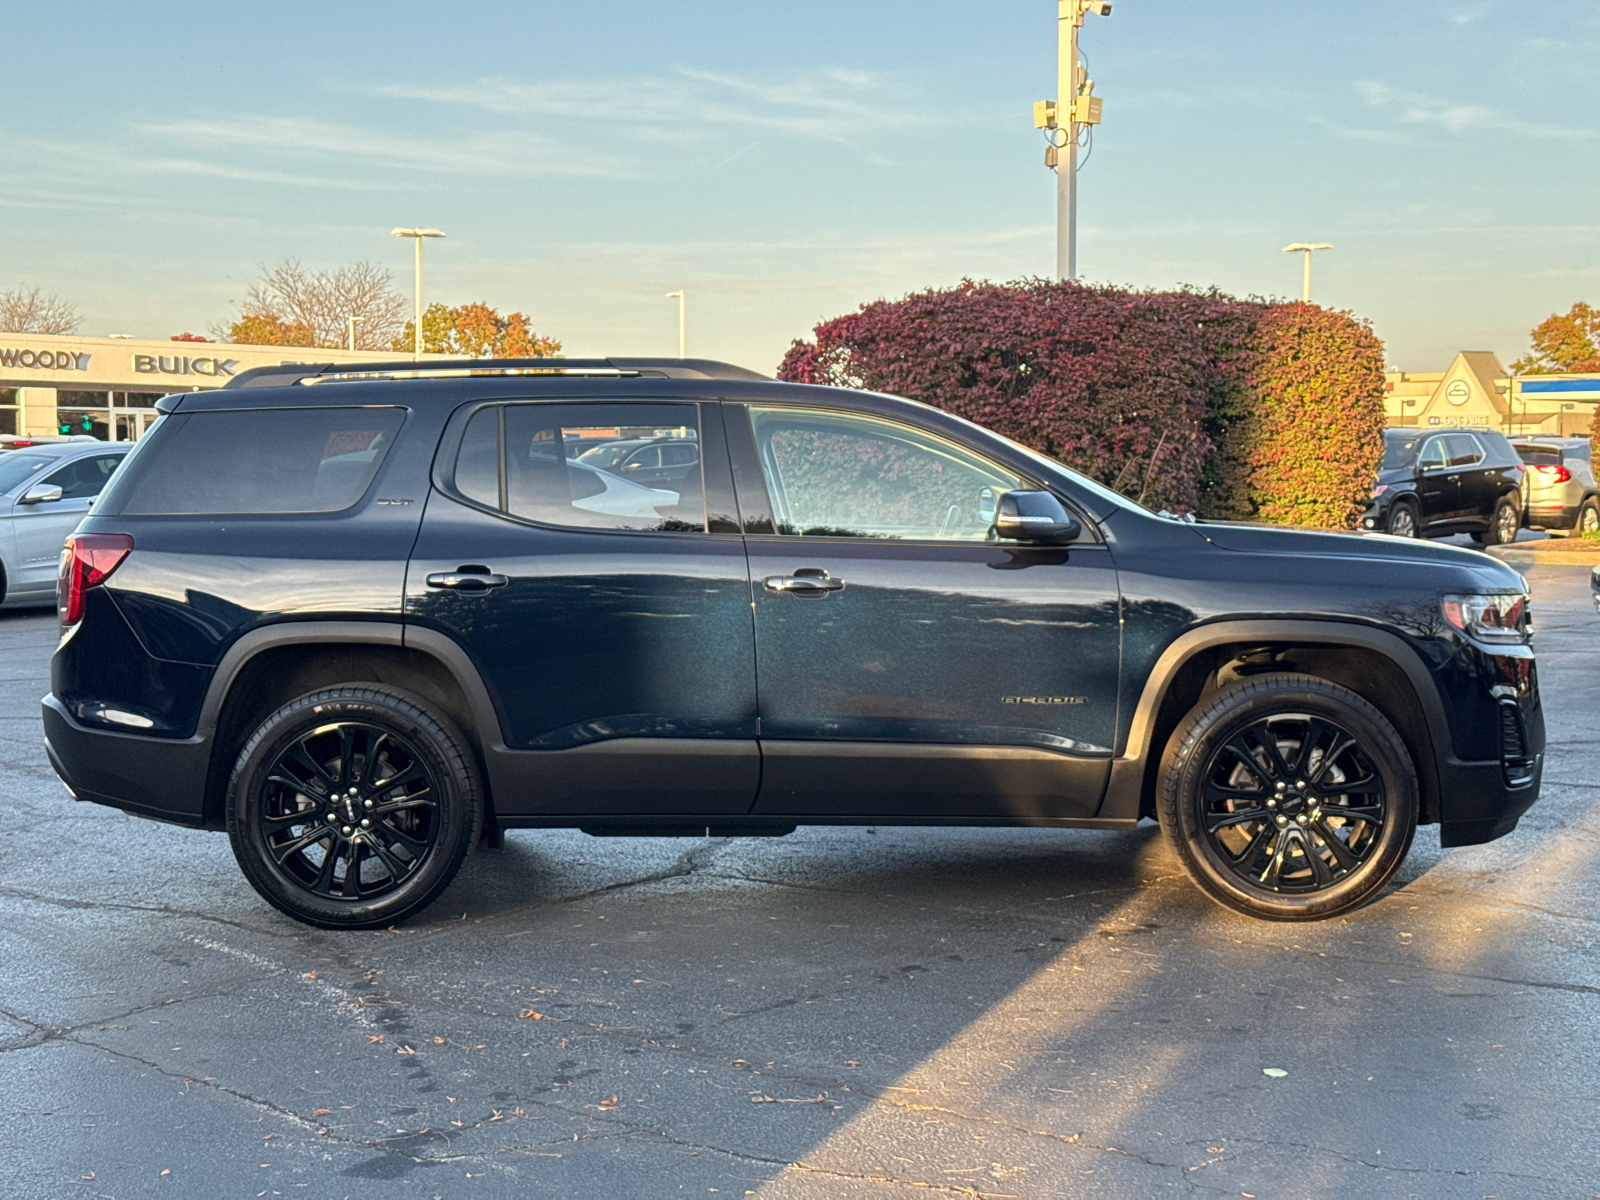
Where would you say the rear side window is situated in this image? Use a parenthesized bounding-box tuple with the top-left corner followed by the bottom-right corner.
(451, 402, 704, 532)
(103, 407, 405, 515)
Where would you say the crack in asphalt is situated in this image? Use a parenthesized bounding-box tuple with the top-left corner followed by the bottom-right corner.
(0, 885, 297, 938)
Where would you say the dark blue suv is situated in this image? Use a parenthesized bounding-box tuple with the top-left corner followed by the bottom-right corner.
(44, 359, 1543, 928)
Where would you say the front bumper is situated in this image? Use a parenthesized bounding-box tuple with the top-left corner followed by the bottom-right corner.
(43, 694, 212, 827)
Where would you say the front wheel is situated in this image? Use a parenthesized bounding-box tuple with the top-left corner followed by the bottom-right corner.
(1384, 500, 1419, 538)
(226, 686, 483, 929)
(1158, 674, 1418, 921)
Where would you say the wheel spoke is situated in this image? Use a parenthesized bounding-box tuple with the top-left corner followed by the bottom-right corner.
(1203, 805, 1270, 833)
(1311, 819, 1361, 872)
(313, 841, 340, 894)
(262, 808, 314, 829)
(1258, 829, 1291, 887)
(341, 842, 365, 899)
(270, 825, 332, 865)
(1304, 832, 1336, 886)
(377, 820, 431, 854)
(1246, 722, 1294, 781)
(366, 839, 413, 883)
(1327, 803, 1384, 828)
(358, 734, 390, 789)
(372, 762, 426, 794)
(1292, 718, 1328, 778)
(1231, 821, 1275, 873)
(1220, 734, 1273, 786)
(336, 726, 357, 788)
(371, 790, 434, 818)
(1309, 734, 1358, 786)
(284, 743, 336, 791)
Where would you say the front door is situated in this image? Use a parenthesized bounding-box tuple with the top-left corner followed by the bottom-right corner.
(730, 404, 1121, 820)
(406, 399, 759, 816)
(10, 451, 127, 599)
(1416, 435, 1459, 527)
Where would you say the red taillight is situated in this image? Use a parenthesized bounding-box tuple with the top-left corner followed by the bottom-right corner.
(57, 534, 133, 625)
(1532, 464, 1573, 484)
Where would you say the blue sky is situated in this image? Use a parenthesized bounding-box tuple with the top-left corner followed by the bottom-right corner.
(3, 0, 1596, 373)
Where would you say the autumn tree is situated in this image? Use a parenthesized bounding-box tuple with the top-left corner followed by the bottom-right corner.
(218, 260, 407, 349)
(1513, 302, 1600, 374)
(0, 285, 81, 335)
(392, 302, 561, 358)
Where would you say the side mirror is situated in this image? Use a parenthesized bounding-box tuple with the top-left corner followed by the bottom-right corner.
(992, 490, 1082, 545)
(19, 484, 63, 505)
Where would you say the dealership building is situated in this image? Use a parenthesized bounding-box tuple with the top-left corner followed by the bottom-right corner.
(0, 332, 412, 440)
(1384, 351, 1600, 437)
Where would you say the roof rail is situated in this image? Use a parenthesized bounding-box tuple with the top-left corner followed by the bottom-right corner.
(224, 357, 770, 389)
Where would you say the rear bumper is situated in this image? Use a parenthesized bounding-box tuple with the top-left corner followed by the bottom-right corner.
(43, 694, 211, 827)
(1524, 503, 1578, 530)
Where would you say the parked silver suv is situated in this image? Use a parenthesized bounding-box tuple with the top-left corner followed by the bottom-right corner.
(1511, 436, 1599, 536)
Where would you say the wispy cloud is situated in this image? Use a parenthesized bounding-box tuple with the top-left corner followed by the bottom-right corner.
(135, 115, 625, 179)
(358, 66, 923, 148)
(1355, 80, 1594, 139)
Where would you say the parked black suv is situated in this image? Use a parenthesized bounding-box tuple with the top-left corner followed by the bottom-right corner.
(44, 360, 1543, 928)
(1363, 426, 1525, 543)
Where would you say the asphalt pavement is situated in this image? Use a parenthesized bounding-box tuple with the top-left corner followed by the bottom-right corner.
(1, 564, 1597, 1199)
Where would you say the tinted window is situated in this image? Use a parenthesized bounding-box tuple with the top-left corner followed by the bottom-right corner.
(1381, 433, 1424, 470)
(661, 443, 698, 467)
(1445, 434, 1484, 467)
(1418, 438, 1447, 469)
(621, 445, 663, 471)
(1516, 445, 1561, 466)
(107, 407, 405, 515)
(452, 403, 704, 532)
(748, 406, 1022, 540)
(0, 453, 59, 493)
(42, 453, 125, 500)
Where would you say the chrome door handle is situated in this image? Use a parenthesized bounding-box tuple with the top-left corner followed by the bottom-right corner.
(763, 572, 845, 593)
(426, 572, 509, 590)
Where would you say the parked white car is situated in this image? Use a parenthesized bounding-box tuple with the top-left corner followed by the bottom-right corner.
(0, 442, 132, 608)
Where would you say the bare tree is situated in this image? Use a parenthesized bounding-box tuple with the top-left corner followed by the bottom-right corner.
(0, 286, 82, 335)
(218, 260, 409, 349)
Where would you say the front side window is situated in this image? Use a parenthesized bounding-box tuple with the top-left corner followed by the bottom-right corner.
(42, 453, 125, 499)
(452, 403, 704, 533)
(747, 406, 1023, 540)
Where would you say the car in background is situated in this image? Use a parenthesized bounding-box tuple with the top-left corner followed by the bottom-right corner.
(1510, 436, 1599, 537)
(0, 441, 131, 608)
(576, 435, 701, 489)
(0, 434, 100, 450)
(1363, 427, 1525, 544)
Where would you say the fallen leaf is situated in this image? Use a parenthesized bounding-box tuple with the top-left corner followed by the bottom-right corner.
(434, 1037, 446, 1044)
(161, 1169, 170, 1176)
(519, 1010, 543, 1020)
(305, 971, 318, 981)
(397, 1045, 416, 1056)
(368, 1035, 386, 1044)
(599, 1095, 619, 1109)
(1262, 1068, 1287, 1078)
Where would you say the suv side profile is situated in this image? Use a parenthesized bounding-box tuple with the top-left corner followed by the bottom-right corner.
(1511, 436, 1599, 536)
(44, 359, 1543, 929)
(1364, 427, 1525, 543)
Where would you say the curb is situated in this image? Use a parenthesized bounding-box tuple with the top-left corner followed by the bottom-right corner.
(1485, 543, 1600, 566)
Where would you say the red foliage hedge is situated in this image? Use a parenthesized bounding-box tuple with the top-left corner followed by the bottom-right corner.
(778, 279, 1386, 528)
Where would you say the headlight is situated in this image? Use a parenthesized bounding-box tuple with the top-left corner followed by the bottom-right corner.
(1441, 592, 1530, 643)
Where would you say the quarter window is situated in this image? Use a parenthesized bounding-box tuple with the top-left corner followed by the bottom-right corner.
(746, 407, 1023, 540)
(452, 403, 705, 533)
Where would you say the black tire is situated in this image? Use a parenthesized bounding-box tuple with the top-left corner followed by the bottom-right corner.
(1384, 500, 1419, 538)
(1577, 499, 1600, 537)
(226, 686, 484, 929)
(1158, 673, 1418, 921)
(1479, 495, 1521, 546)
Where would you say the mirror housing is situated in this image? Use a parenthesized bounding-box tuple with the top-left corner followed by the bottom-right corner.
(992, 490, 1082, 544)
(19, 484, 63, 505)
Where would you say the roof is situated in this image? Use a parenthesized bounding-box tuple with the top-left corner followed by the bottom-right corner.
(220, 357, 770, 392)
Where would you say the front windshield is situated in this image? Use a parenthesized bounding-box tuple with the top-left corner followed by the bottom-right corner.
(1381, 432, 1423, 470)
(0, 453, 59, 493)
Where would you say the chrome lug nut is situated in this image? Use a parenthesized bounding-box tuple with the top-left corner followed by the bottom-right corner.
(360, 819, 371, 829)
(1275, 814, 1288, 827)
(364, 799, 374, 809)
(341, 825, 352, 836)
(1266, 798, 1277, 809)
(1295, 814, 1308, 825)
(1295, 779, 1306, 789)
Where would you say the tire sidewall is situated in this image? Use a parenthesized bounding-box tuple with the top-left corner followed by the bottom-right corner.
(1386, 501, 1418, 538)
(226, 688, 480, 929)
(1161, 676, 1418, 921)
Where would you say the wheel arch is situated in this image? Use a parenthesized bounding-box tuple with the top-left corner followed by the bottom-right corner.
(197, 622, 504, 830)
(1101, 620, 1446, 828)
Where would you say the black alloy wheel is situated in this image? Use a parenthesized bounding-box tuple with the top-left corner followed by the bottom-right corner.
(1385, 500, 1418, 538)
(227, 687, 482, 929)
(1159, 673, 1417, 920)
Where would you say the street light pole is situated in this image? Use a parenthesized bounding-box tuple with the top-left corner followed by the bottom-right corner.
(390, 227, 445, 360)
(1282, 242, 1332, 303)
(1037, 2, 1110, 281)
(665, 291, 685, 358)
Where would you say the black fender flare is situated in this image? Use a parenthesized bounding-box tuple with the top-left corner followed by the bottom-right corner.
(1098, 619, 1447, 822)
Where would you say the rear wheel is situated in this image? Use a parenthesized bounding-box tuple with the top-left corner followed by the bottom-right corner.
(1384, 500, 1418, 538)
(1479, 495, 1521, 546)
(1578, 499, 1600, 537)
(226, 686, 483, 929)
(1158, 673, 1418, 921)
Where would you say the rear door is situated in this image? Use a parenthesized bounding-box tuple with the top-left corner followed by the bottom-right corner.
(1447, 434, 1496, 524)
(1415, 435, 1458, 527)
(405, 399, 759, 817)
